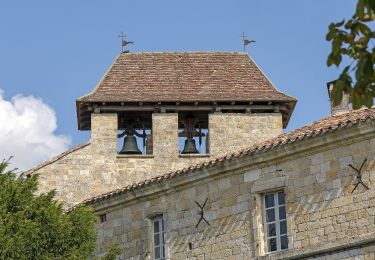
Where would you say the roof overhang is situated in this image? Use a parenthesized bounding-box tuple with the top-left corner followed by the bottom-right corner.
(76, 99, 296, 130)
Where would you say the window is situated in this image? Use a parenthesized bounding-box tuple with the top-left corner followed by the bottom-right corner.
(263, 191, 288, 253)
(152, 215, 165, 260)
(99, 213, 107, 223)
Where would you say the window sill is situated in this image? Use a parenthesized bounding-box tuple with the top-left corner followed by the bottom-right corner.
(178, 154, 210, 158)
(117, 154, 154, 159)
(257, 249, 290, 260)
(258, 249, 289, 259)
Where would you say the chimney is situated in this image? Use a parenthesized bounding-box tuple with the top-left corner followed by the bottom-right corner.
(327, 81, 350, 115)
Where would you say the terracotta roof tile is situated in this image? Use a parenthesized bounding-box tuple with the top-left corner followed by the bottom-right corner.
(77, 52, 295, 103)
(76, 108, 375, 207)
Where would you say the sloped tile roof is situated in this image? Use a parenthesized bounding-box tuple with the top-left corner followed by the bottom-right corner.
(77, 52, 295, 103)
(78, 108, 375, 207)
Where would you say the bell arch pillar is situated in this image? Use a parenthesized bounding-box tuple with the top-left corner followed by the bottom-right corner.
(89, 113, 119, 195)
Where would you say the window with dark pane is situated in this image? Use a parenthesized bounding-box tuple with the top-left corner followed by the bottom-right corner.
(263, 191, 288, 253)
(152, 215, 165, 260)
(99, 214, 107, 223)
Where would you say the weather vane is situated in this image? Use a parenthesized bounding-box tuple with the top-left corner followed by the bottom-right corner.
(241, 32, 255, 52)
(118, 31, 134, 53)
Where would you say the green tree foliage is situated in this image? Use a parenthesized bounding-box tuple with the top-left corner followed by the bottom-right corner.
(327, 0, 375, 108)
(101, 247, 122, 260)
(0, 159, 119, 260)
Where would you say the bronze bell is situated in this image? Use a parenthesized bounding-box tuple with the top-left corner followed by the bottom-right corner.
(181, 138, 199, 154)
(119, 134, 142, 154)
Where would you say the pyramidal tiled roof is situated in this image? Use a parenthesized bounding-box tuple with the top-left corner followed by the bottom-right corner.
(76, 52, 296, 130)
(75, 108, 375, 207)
(77, 52, 295, 103)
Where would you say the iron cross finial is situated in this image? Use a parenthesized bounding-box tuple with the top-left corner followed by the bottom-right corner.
(118, 31, 134, 53)
(241, 32, 255, 52)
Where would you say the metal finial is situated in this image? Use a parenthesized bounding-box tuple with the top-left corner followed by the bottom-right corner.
(241, 32, 255, 52)
(118, 31, 134, 53)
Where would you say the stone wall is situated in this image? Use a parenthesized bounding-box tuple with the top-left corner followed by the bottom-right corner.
(92, 123, 375, 259)
(32, 112, 282, 207)
(36, 144, 92, 208)
(36, 114, 123, 208)
(251, 134, 375, 259)
(209, 113, 282, 157)
(96, 170, 254, 259)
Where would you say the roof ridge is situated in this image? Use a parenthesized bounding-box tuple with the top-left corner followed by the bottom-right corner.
(76, 108, 375, 208)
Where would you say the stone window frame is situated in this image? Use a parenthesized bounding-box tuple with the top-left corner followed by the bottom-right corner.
(262, 191, 288, 253)
(251, 176, 292, 257)
(145, 213, 168, 260)
(152, 215, 165, 260)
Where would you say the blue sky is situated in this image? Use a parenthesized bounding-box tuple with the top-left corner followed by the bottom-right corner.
(0, 1, 356, 168)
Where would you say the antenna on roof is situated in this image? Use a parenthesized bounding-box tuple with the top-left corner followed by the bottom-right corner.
(241, 32, 255, 52)
(118, 31, 134, 53)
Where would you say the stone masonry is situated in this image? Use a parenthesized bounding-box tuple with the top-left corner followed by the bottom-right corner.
(27, 51, 375, 260)
(32, 112, 282, 208)
(209, 113, 282, 157)
(89, 116, 375, 259)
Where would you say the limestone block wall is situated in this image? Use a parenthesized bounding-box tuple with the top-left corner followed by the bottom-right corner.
(35, 113, 126, 208)
(151, 113, 179, 174)
(276, 138, 375, 253)
(116, 112, 283, 184)
(319, 246, 375, 260)
(116, 113, 210, 184)
(33, 113, 210, 206)
(89, 113, 126, 198)
(209, 113, 282, 157)
(33, 112, 283, 207)
(96, 172, 254, 259)
(91, 113, 117, 161)
(94, 126, 375, 259)
(36, 144, 92, 208)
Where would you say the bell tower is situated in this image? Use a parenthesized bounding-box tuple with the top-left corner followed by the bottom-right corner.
(76, 52, 296, 184)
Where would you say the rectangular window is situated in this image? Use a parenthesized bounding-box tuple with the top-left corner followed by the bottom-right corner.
(99, 213, 107, 223)
(263, 191, 288, 253)
(153, 215, 165, 260)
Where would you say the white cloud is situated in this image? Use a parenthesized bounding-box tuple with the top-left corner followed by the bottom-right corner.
(0, 89, 70, 171)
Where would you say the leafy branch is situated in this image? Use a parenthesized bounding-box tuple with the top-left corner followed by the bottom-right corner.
(0, 158, 120, 260)
(327, 0, 375, 108)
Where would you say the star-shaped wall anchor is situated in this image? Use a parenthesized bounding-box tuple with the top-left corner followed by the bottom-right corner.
(195, 198, 210, 228)
(349, 158, 369, 193)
